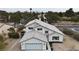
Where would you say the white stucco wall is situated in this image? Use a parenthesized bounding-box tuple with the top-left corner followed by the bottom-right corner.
(25, 22, 63, 42)
(26, 23, 38, 32)
(49, 32, 64, 42)
(21, 38, 47, 51)
(26, 23, 54, 35)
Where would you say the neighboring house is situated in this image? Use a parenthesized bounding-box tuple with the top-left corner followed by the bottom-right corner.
(0, 23, 13, 39)
(0, 24, 13, 34)
(20, 19, 64, 51)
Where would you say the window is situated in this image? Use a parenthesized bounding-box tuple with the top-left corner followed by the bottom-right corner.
(45, 31, 48, 33)
(52, 36, 59, 40)
(28, 27, 33, 30)
(37, 28, 42, 30)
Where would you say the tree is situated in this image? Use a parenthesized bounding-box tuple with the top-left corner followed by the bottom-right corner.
(8, 32, 19, 39)
(0, 10, 8, 22)
(8, 27, 15, 32)
(10, 11, 22, 23)
(30, 8, 32, 13)
(71, 16, 79, 22)
(58, 12, 64, 17)
(65, 8, 75, 17)
(8, 27, 20, 39)
(45, 11, 61, 23)
(22, 11, 38, 23)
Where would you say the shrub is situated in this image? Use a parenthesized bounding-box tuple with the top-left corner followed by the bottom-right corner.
(63, 28, 79, 41)
(17, 26, 25, 32)
(63, 29, 74, 35)
(8, 32, 19, 39)
(8, 27, 15, 32)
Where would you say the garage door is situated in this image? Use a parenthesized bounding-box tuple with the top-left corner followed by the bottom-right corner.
(25, 43, 42, 51)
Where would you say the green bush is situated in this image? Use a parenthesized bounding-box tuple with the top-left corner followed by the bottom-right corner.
(8, 27, 15, 32)
(8, 32, 19, 39)
(63, 28, 79, 41)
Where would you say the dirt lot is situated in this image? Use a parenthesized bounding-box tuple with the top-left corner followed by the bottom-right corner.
(53, 35, 79, 51)
(4, 39, 20, 51)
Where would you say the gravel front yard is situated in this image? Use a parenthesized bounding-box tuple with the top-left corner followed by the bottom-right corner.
(52, 35, 79, 51)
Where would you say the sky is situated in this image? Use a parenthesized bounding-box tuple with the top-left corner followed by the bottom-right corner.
(0, 8, 79, 12)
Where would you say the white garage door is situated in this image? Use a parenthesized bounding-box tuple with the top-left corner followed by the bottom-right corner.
(25, 43, 42, 51)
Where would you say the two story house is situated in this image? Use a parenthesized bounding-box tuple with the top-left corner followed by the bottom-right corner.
(20, 19, 64, 51)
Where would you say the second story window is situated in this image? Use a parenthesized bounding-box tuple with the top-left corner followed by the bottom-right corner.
(28, 27, 33, 30)
(37, 28, 42, 30)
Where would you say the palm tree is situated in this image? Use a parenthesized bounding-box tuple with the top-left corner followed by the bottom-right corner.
(30, 8, 32, 13)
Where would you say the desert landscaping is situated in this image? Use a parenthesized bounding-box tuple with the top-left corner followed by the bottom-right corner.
(53, 35, 79, 51)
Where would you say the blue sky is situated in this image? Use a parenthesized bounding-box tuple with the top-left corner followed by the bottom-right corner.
(0, 8, 79, 12)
